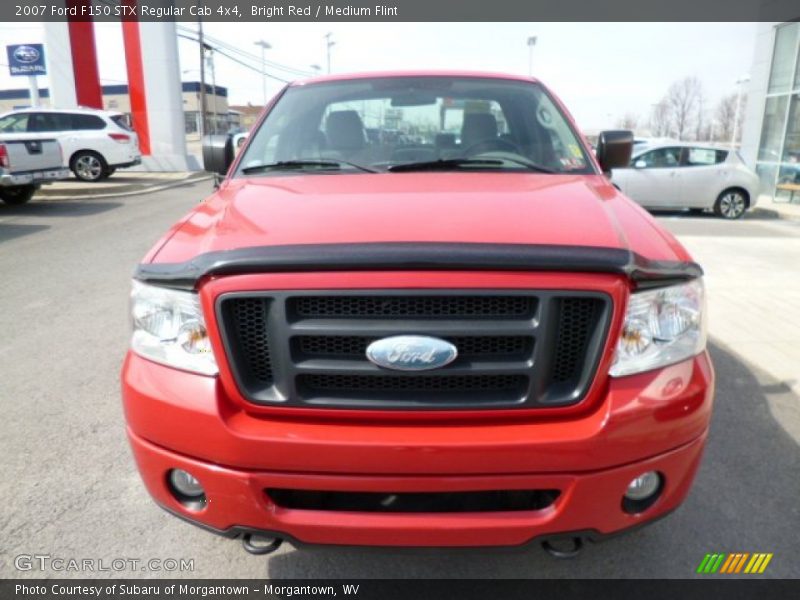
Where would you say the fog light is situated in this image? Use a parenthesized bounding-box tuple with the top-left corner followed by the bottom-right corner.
(169, 469, 204, 496)
(168, 469, 206, 509)
(625, 471, 661, 501)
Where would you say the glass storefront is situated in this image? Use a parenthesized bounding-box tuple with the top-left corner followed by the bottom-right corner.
(757, 23, 800, 200)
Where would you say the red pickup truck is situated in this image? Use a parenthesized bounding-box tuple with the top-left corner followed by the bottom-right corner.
(122, 71, 713, 557)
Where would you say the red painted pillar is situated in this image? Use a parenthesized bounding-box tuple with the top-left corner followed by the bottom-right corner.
(66, 0, 102, 108)
(121, 0, 151, 155)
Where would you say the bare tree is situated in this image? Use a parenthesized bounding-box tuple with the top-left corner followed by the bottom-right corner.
(616, 112, 639, 131)
(649, 100, 671, 137)
(695, 95, 706, 141)
(713, 92, 747, 143)
(664, 76, 704, 141)
(714, 93, 738, 142)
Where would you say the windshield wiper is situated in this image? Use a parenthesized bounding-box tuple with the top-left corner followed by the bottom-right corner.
(241, 159, 379, 174)
(387, 157, 554, 173)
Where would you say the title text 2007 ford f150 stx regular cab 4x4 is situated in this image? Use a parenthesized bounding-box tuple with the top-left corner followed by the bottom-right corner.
(122, 72, 713, 557)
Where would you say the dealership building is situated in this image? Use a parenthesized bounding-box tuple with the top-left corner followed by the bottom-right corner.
(0, 81, 233, 134)
(741, 22, 800, 200)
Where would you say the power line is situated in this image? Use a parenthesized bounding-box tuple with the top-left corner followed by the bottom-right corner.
(175, 32, 290, 83)
(176, 25, 314, 78)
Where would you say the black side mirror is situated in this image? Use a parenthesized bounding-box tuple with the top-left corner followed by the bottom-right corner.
(202, 134, 234, 177)
(596, 130, 633, 173)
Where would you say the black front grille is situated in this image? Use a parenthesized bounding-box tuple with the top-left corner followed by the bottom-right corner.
(551, 298, 604, 384)
(300, 374, 528, 392)
(217, 291, 610, 410)
(294, 335, 533, 360)
(290, 295, 536, 319)
(266, 488, 560, 513)
(221, 297, 274, 385)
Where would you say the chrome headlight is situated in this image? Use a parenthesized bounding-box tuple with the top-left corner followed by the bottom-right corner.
(130, 280, 218, 376)
(610, 279, 706, 377)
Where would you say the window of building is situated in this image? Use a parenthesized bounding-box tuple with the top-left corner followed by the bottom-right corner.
(768, 23, 799, 94)
(758, 96, 789, 162)
(782, 94, 800, 163)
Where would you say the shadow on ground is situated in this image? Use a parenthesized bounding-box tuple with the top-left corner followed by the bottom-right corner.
(0, 223, 50, 243)
(649, 208, 780, 221)
(259, 341, 800, 579)
(0, 201, 122, 220)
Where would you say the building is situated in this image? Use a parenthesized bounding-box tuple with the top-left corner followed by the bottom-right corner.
(228, 104, 265, 130)
(0, 81, 231, 135)
(740, 22, 800, 200)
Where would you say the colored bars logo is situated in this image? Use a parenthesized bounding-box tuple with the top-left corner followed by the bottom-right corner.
(697, 553, 773, 574)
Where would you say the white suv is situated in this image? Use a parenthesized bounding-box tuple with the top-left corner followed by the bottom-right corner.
(0, 108, 141, 182)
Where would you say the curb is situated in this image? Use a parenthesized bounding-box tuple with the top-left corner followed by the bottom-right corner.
(33, 173, 214, 201)
(751, 206, 800, 222)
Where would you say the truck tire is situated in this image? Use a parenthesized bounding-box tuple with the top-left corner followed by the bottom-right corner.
(0, 185, 36, 205)
(71, 151, 109, 182)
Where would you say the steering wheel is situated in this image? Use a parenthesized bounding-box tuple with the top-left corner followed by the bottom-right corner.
(462, 138, 522, 156)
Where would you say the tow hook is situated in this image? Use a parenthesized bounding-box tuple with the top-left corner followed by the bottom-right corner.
(541, 537, 583, 558)
(241, 533, 283, 555)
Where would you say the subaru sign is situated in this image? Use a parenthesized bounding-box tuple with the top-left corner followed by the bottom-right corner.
(6, 44, 47, 76)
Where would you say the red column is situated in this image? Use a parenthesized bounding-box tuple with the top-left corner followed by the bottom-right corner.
(66, 0, 102, 108)
(121, 0, 151, 155)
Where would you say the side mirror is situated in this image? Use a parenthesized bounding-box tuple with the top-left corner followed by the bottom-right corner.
(634, 159, 647, 169)
(202, 134, 234, 177)
(596, 130, 633, 173)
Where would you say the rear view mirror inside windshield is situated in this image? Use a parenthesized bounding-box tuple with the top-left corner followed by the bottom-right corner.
(391, 93, 438, 107)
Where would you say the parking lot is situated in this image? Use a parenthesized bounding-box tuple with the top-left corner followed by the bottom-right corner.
(0, 182, 798, 579)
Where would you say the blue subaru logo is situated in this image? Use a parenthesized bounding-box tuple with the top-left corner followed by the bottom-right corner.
(13, 46, 40, 64)
(366, 335, 458, 371)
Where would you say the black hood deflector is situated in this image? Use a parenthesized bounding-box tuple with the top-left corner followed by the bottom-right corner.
(134, 242, 702, 291)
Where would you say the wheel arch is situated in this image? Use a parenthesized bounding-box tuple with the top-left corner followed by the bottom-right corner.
(69, 149, 108, 168)
(719, 185, 751, 208)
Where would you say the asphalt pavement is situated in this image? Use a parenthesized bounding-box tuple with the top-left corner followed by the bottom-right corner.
(0, 183, 798, 579)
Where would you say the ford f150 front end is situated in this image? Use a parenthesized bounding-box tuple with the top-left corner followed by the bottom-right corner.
(121, 72, 714, 555)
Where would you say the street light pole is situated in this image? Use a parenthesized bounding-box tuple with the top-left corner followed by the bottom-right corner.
(527, 36, 537, 77)
(324, 32, 335, 74)
(254, 39, 272, 105)
(198, 17, 206, 137)
(731, 75, 750, 149)
(207, 48, 217, 134)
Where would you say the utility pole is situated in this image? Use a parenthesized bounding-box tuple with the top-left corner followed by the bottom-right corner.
(207, 47, 217, 134)
(731, 75, 750, 149)
(198, 15, 207, 137)
(254, 39, 272, 105)
(527, 36, 537, 77)
(28, 75, 40, 107)
(325, 32, 335, 74)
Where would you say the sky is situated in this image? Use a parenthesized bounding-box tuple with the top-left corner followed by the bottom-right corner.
(0, 22, 757, 131)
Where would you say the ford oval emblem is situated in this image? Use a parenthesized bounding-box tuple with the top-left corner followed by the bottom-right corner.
(14, 46, 40, 64)
(366, 335, 457, 371)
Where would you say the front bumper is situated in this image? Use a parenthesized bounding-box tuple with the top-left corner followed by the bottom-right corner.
(129, 426, 707, 547)
(123, 349, 714, 547)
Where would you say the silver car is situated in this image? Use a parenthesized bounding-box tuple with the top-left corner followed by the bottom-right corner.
(611, 143, 760, 219)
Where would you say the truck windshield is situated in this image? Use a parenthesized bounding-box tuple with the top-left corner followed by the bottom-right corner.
(236, 76, 594, 176)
